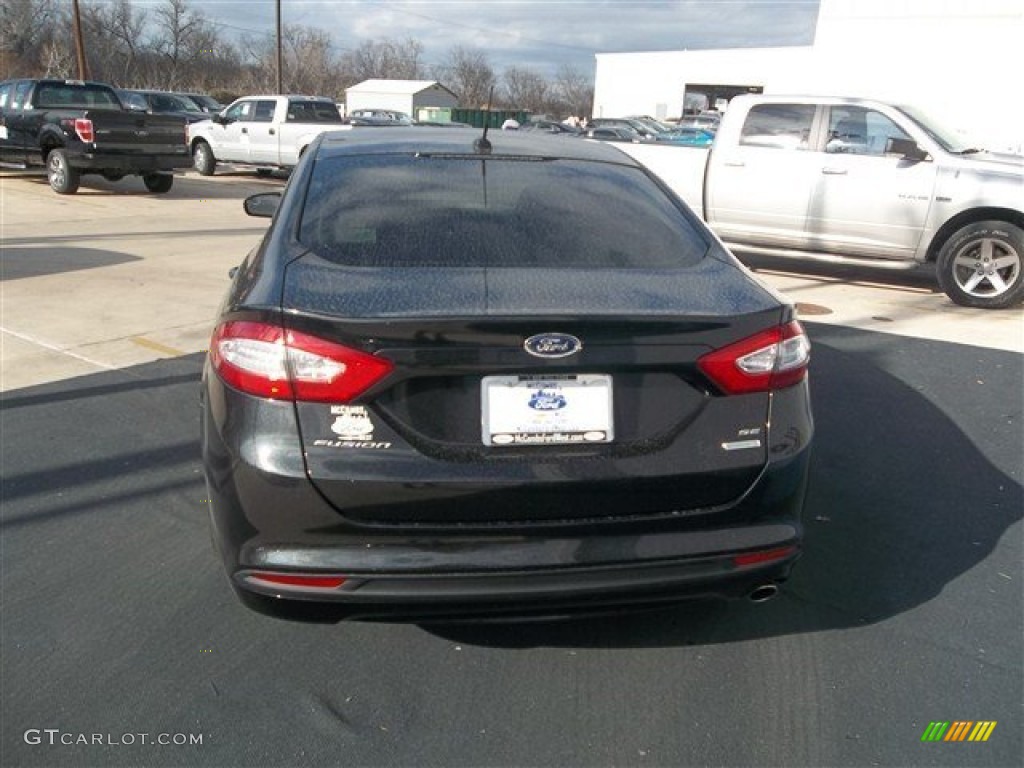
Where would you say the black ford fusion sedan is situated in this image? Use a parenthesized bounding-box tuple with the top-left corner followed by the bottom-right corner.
(200, 127, 813, 621)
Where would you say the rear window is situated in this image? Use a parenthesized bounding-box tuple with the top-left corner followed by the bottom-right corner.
(36, 84, 121, 109)
(299, 155, 708, 269)
(287, 101, 342, 123)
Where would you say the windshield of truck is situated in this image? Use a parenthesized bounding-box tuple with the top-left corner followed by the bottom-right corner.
(895, 105, 978, 153)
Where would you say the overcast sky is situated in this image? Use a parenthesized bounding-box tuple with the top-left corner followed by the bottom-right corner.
(165, 0, 822, 77)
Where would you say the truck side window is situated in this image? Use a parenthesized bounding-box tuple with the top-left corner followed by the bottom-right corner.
(225, 101, 252, 122)
(0, 83, 11, 109)
(827, 107, 911, 156)
(12, 81, 32, 110)
(739, 104, 815, 150)
(253, 100, 277, 122)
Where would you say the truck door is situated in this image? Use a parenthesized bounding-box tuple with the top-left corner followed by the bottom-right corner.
(806, 105, 938, 259)
(0, 82, 17, 163)
(216, 99, 257, 162)
(0, 81, 35, 165)
(245, 99, 280, 165)
(705, 103, 820, 248)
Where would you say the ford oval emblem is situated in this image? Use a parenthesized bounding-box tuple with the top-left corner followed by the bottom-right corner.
(524, 333, 582, 359)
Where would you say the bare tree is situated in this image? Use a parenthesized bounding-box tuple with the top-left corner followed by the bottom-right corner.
(501, 66, 549, 112)
(1, 0, 58, 77)
(91, 0, 146, 85)
(341, 38, 425, 84)
(151, 0, 213, 89)
(282, 25, 340, 96)
(552, 63, 594, 118)
(41, 39, 74, 79)
(433, 45, 495, 107)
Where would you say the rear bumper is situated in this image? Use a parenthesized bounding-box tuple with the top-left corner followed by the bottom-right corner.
(69, 149, 191, 173)
(201, 363, 812, 620)
(233, 548, 800, 621)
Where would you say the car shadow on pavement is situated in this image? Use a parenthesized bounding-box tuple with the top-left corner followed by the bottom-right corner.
(0, 246, 142, 281)
(428, 323, 1023, 648)
(17, 171, 284, 200)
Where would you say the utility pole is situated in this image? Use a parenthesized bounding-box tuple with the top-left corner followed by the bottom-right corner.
(71, 0, 89, 80)
(276, 0, 283, 94)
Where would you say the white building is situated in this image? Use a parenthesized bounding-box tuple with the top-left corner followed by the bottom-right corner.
(344, 80, 458, 120)
(593, 0, 1023, 153)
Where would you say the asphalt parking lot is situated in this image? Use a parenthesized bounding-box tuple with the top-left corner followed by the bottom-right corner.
(2, 170, 1022, 767)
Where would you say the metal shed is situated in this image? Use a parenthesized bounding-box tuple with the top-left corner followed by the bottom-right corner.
(344, 80, 459, 120)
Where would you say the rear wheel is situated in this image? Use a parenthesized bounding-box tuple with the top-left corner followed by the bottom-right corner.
(193, 140, 216, 176)
(936, 221, 1024, 308)
(47, 148, 80, 194)
(143, 173, 174, 193)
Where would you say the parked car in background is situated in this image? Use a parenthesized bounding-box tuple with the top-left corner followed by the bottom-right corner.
(626, 115, 675, 133)
(188, 94, 343, 175)
(521, 118, 583, 135)
(0, 78, 189, 194)
(656, 126, 716, 147)
(118, 89, 207, 123)
(201, 127, 813, 621)
(618, 94, 1024, 308)
(678, 113, 722, 132)
(586, 126, 644, 143)
(589, 117, 661, 140)
(177, 92, 224, 114)
(348, 109, 413, 125)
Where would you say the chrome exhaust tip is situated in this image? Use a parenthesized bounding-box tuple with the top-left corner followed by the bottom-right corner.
(748, 583, 780, 603)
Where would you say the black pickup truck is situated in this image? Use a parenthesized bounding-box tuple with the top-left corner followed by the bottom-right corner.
(0, 79, 191, 194)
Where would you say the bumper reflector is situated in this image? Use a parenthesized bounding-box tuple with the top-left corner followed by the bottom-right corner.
(245, 572, 347, 590)
(732, 546, 798, 567)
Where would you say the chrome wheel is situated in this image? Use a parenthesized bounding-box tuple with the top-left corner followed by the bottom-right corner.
(48, 153, 67, 187)
(46, 148, 80, 194)
(950, 236, 1021, 299)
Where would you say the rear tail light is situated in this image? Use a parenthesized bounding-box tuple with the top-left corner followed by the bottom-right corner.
(209, 320, 394, 402)
(698, 321, 810, 394)
(61, 117, 94, 142)
(74, 118, 94, 143)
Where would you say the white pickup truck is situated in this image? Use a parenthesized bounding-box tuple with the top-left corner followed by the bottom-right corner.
(187, 95, 343, 176)
(619, 95, 1024, 309)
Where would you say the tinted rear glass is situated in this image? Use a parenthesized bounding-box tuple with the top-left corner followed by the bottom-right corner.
(287, 101, 342, 123)
(299, 155, 708, 269)
(36, 84, 121, 109)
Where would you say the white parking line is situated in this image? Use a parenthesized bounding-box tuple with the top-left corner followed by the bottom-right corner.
(0, 326, 121, 373)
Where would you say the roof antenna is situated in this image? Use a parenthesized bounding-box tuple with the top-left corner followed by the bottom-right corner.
(474, 86, 494, 155)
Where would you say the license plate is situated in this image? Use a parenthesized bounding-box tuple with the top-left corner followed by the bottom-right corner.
(481, 374, 613, 446)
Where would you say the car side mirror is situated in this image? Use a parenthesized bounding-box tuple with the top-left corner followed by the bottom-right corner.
(212, 113, 229, 125)
(885, 137, 929, 161)
(244, 192, 281, 218)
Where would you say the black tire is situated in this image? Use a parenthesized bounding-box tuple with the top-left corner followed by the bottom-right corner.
(143, 173, 174, 193)
(936, 220, 1024, 309)
(193, 140, 216, 176)
(47, 148, 80, 194)
(101, 171, 125, 182)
